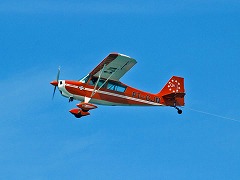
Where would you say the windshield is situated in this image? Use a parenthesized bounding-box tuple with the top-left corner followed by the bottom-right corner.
(79, 74, 90, 83)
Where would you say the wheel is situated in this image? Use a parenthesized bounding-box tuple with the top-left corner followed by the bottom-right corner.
(177, 109, 182, 114)
(69, 97, 74, 102)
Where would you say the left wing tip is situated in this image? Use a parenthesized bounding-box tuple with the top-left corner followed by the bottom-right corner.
(119, 53, 131, 58)
(110, 52, 133, 59)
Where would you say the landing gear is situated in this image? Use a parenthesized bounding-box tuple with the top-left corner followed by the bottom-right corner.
(177, 109, 182, 114)
(69, 97, 74, 102)
(175, 106, 182, 114)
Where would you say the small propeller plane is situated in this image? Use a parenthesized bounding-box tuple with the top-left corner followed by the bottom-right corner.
(50, 53, 185, 118)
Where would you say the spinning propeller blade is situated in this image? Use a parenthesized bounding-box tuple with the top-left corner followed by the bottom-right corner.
(56, 66, 60, 82)
(52, 86, 57, 100)
(51, 67, 60, 100)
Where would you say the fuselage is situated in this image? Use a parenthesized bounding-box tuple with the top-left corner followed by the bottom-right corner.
(57, 78, 164, 106)
(50, 53, 185, 117)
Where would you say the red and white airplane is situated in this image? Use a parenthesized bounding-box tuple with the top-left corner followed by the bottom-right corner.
(50, 53, 185, 118)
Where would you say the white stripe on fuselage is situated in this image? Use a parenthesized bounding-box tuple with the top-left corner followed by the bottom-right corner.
(65, 83, 163, 106)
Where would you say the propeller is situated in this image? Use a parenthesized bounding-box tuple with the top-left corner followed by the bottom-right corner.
(50, 67, 60, 100)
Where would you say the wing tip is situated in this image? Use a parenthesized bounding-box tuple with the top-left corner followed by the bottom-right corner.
(110, 52, 131, 59)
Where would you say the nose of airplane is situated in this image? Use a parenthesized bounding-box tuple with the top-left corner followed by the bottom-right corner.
(50, 80, 58, 86)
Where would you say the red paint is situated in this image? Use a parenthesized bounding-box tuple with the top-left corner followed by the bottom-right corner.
(77, 102, 98, 111)
(51, 53, 185, 118)
(50, 80, 58, 86)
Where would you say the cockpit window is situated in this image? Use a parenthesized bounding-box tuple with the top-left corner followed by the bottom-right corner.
(89, 77, 105, 88)
(87, 77, 126, 93)
(79, 74, 90, 83)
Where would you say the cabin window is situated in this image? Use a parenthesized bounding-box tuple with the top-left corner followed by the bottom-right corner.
(89, 78, 96, 86)
(107, 82, 126, 93)
(116, 85, 126, 93)
(97, 80, 105, 88)
(107, 82, 115, 91)
(89, 78, 105, 88)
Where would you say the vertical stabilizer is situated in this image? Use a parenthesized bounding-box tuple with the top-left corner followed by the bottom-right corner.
(158, 76, 185, 106)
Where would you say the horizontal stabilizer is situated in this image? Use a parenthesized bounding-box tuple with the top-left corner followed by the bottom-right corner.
(162, 92, 185, 106)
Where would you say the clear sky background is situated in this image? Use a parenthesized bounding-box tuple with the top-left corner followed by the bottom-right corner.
(1, 0, 240, 179)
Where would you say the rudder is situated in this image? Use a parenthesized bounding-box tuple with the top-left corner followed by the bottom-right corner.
(157, 76, 185, 106)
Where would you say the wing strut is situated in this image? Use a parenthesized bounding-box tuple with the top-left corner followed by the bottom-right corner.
(90, 64, 106, 98)
(84, 65, 120, 103)
(94, 68, 119, 94)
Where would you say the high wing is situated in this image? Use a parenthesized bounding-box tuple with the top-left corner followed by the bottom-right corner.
(89, 53, 137, 81)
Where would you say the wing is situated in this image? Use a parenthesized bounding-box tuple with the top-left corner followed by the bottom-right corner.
(89, 53, 137, 81)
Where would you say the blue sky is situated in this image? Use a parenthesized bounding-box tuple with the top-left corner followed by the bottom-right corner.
(1, 0, 240, 179)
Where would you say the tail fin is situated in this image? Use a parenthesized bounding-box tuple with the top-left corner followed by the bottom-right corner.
(157, 76, 185, 106)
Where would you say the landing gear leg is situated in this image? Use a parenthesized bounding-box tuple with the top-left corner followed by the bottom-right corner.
(175, 106, 182, 114)
(69, 97, 73, 102)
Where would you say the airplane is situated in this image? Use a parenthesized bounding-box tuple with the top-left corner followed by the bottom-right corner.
(50, 53, 185, 118)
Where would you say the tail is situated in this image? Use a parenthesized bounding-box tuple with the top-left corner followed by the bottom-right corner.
(157, 76, 185, 106)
